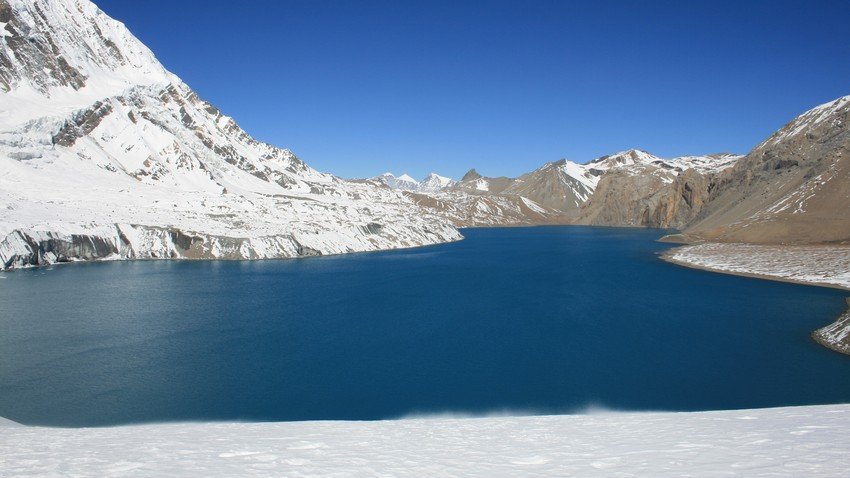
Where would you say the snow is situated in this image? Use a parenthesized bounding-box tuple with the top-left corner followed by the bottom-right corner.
(667, 243, 850, 290)
(473, 178, 490, 191)
(758, 160, 840, 219)
(375, 172, 457, 193)
(671, 153, 741, 173)
(587, 149, 664, 172)
(557, 159, 599, 190)
(2, 404, 849, 476)
(419, 172, 456, 192)
(373, 172, 445, 192)
(520, 196, 549, 214)
(586, 149, 741, 176)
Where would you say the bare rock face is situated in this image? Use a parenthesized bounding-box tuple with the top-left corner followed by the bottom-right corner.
(552, 150, 739, 229)
(684, 96, 850, 244)
(647, 168, 714, 229)
(575, 164, 674, 227)
(576, 163, 724, 229)
(460, 169, 482, 182)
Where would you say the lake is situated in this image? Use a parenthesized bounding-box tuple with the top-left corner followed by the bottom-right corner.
(1, 226, 848, 427)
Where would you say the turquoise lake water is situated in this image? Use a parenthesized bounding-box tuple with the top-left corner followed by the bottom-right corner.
(1, 226, 848, 427)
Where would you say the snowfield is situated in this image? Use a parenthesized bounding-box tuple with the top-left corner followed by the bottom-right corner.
(2, 405, 849, 477)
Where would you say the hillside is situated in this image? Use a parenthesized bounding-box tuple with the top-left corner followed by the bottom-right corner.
(683, 96, 850, 244)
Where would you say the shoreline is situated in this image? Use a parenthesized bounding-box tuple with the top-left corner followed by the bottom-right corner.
(0, 232, 465, 274)
(661, 244, 850, 356)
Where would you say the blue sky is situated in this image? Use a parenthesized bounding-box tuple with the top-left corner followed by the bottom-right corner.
(96, 0, 850, 180)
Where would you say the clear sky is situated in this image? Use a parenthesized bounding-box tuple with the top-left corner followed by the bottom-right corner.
(95, 0, 850, 180)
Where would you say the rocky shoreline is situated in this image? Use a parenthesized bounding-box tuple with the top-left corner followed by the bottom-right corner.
(0, 224, 463, 272)
(813, 300, 850, 355)
(662, 243, 850, 356)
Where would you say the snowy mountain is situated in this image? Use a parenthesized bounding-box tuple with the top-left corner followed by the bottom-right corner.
(374, 172, 456, 193)
(376, 172, 420, 191)
(0, 0, 461, 270)
(586, 149, 665, 173)
(419, 172, 456, 192)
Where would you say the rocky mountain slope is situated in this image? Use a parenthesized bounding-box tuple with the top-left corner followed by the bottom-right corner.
(682, 95, 850, 244)
(375, 150, 742, 227)
(376, 159, 602, 226)
(576, 152, 741, 228)
(403, 190, 568, 227)
(376, 98, 847, 242)
(575, 96, 849, 243)
(0, 0, 461, 270)
(373, 169, 572, 227)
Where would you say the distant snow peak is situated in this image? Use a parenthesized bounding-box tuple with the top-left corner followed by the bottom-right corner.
(375, 172, 456, 192)
(420, 172, 455, 192)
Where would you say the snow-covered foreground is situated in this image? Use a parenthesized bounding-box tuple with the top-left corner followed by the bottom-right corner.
(2, 405, 849, 477)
